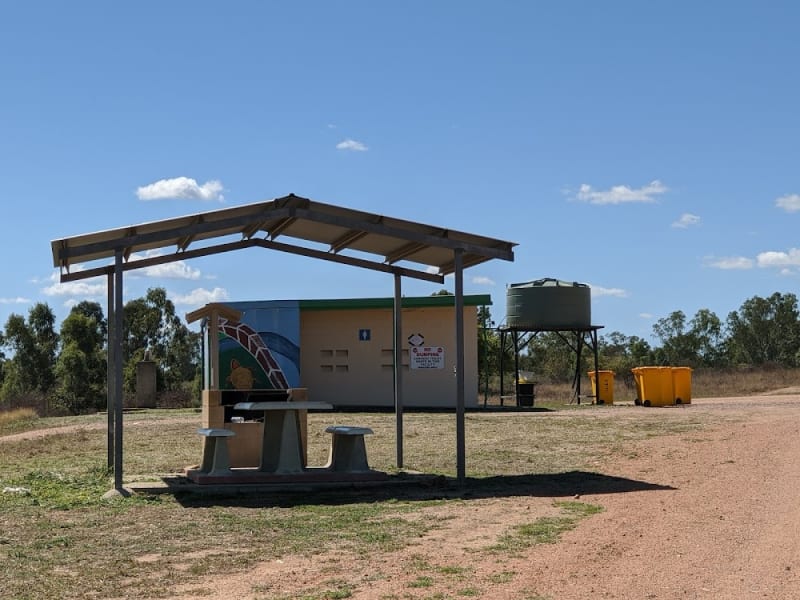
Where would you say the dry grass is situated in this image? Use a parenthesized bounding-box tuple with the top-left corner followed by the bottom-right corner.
(0, 402, 718, 599)
(481, 366, 800, 407)
(1, 367, 798, 599)
(691, 366, 800, 397)
(0, 407, 39, 431)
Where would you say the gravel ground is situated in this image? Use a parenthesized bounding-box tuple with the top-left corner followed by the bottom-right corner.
(512, 394, 800, 599)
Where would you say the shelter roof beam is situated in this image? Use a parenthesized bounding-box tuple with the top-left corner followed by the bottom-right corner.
(177, 216, 203, 250)
(59, 237, 445, 285)
(438, 253, 486, 275)
(292, 207, 514, 262)
(123, 228, 137, 261)
(267, 216, 297, 239)
(385, 241, 427, 264)
(329, 229, 368, 253)
(54, 207, 294, 264)
(241, 219, 268, 240)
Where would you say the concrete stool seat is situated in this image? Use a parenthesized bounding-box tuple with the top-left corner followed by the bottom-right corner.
(197, 428, 236, 475)
(324, 426, 374, 473)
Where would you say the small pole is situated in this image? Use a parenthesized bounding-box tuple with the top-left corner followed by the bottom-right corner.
(393, 273, 404, 469)
(113, 250, 124, 491)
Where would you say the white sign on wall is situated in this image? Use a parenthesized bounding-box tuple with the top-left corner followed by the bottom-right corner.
(410, 346, 445, 369)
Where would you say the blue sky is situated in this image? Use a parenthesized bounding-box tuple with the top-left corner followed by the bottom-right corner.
(1, 2, 798, 342)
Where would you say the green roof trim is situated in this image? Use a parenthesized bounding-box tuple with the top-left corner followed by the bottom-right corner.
(298, 294, 492, 311)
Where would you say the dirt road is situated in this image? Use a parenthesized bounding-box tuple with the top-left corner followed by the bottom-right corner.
(513, 396, 800, 599)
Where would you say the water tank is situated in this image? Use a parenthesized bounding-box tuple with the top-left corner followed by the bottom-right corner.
(506, 278, 591, 330)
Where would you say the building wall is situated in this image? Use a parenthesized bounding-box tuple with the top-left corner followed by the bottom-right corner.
(300, 304, 480, 408)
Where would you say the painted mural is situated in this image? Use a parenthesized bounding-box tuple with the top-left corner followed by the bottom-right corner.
(217, 301, 301, 390)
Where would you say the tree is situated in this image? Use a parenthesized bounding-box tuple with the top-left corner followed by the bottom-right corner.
(599, 331, 653, 372)
(1, 303, 59, 401)
(688, 309, 724, 366)
(651, 310, 694, 365)
(0, 331, 6, 390)
(122, 288, 200, 393)
(726, 292, 800, 366)
(525, 332, 577, 382)
(70, 300, 108, 340)
(53, 308, 107, 414)
(477, 306, 510, 385)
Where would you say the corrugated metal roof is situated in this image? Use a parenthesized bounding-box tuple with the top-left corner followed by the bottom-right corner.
(51, 194, 515, 282)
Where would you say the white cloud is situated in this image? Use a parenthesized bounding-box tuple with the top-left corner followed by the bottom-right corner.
(757, 248, 800, 268)
(639, 313, 653, 319)
(590, 285, 628, 298)
(672, 213, 701, 228)
(706, 256, 754, 270)
(41, 268, 107, 298)
(776, 194, 800, 212)
(126, 251, 202, 280)
(0, 297, 30, 304)
(471, 276, 495, 286)
(141, 260, 199, 280)
(42, 278, 107, 298)
(136, 177, 224, 202)
(171, 287, 229, 306)
(575, 180, 668, 205)
(336, 139, 368, 152)
(142, 262, 201, 279)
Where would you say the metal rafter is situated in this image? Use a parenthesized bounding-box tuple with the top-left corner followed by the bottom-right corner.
(385, 241, 427, 264)
(177, 216, 203, 250)
(58, 237, 447, 285)
(329, 229, 368, 253)
(267, 216, 297, 239)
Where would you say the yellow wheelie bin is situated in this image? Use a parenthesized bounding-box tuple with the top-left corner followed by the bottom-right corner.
(588, 370, 615, 405)
(671, 367, 692, 404)
(631, 366, 674, 406)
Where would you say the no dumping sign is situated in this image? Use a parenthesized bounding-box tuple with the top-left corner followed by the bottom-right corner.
(410, 346, 445, 369)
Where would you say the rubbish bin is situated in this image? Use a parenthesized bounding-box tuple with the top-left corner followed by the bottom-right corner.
(671, 367, 692, 404)
(631, 366, 674, 406)
(517, 382, 535, 407)
(588, 370, 614, 405)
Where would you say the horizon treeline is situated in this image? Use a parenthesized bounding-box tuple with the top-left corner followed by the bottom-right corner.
(1, 289, 799, 415)
(0, 287, 199, 415)
(479, 291, 800, 384)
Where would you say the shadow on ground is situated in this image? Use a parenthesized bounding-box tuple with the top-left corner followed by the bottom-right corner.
(154, 470, 674, 508)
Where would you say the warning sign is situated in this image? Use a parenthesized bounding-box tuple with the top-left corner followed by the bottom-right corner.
(410, 346, 445, 370)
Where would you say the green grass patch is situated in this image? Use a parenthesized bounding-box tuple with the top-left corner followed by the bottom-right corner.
(491, 501, 603, 554)
(408, 575, 434, 588)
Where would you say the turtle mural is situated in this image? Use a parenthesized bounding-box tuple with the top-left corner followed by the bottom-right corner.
(218, 317, 289, 390)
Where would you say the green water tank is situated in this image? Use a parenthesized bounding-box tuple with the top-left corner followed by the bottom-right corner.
(506, 278, 591, 330)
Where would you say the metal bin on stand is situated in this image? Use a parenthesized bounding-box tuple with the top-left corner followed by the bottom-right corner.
(517, 382, 536, 407)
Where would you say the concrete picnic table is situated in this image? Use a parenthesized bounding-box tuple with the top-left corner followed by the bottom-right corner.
(233, 401, 333, 474)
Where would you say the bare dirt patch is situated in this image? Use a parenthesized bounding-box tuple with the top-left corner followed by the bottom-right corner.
(172, 395, 800, 600)
(0, 415, 199, 444)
